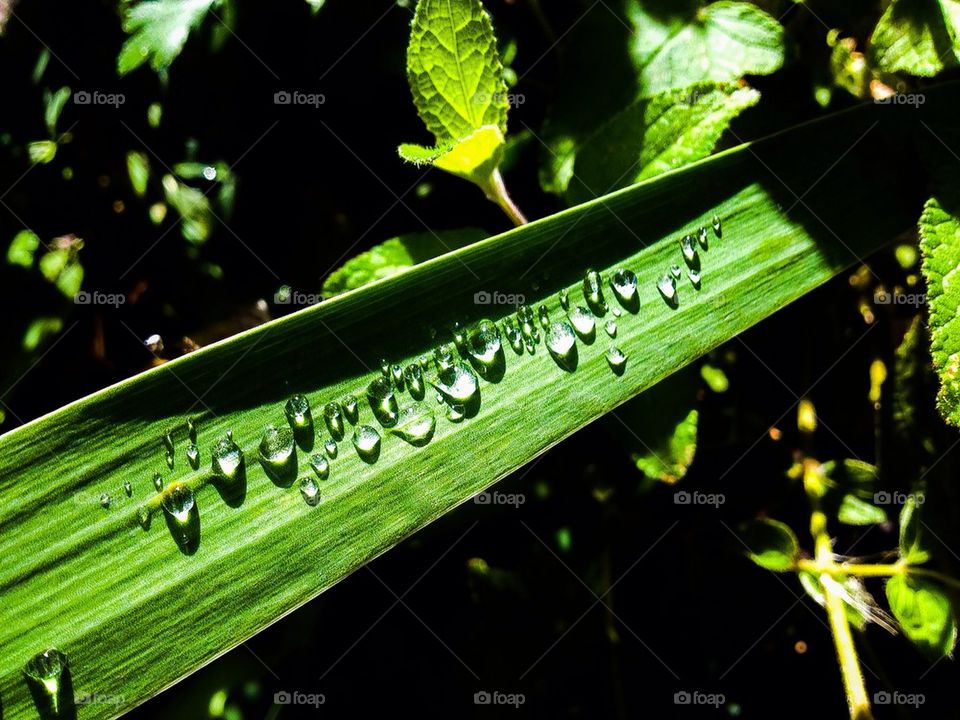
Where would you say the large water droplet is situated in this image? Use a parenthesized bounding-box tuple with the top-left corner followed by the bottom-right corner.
(353, 425, 382, 463)
(324, 438, 338, 458)
(546, 321, 578, 371)
(582, 269, 607, 315)
(606, 347, 627, 375)
(161, 482, 199, 553)
(323, 402, 345, 440)
(405, 363, 426, 400)
(433, 344, 455, 372)
(299, 476, 321, 507)
(212, 435, 245, 481)
(341, 394, 359, 424)
(390, 405, 437, 446)
(259, 425, 296, 484)
(162, 483, 195, 523)
(657, 274, 678, 307)
(610, 268, 639, 312)
(23, 648, 74, 719)
(367, 377, 399, 427)
(681, 234, 698, 263)
(186, 443, 200, 470)
(432, 363, 480, 408)
(712, 214, 722, 237)
(467, 320, 504, 380)
(309, 453, 329, 480)
(568, 306, 596, 341)
(285, 394, 313, 433)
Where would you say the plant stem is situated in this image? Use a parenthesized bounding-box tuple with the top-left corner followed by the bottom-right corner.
(486, 168, 528, 226)
(795, 559, 960, 591)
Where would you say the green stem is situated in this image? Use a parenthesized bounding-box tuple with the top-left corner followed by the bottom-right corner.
(486, 168, 528, 226)
(796, 559, 960, 590)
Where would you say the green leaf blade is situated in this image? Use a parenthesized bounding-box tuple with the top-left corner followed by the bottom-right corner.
(886, 574, 957, 657)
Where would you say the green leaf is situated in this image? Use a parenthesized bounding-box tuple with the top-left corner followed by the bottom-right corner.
(742, 518, 800, 571)
(700, 363, 729, 392)
(162, 174, 212, 244)
(43, 86, 71, 136)
(837, 494, 888, 526)
(920, 188, 960, 425)
(21, 316, 63, 352)
(886, 574, 957, 657)
(568, 83, 759, 203)
(627, 0, 785, 96)
(7, 230, 40, 268)
(869, 0, 960, 77)
(27, 140, 57, 165)
(0, 92, 947, 719)
(400, 126, 506, 189)
(118, 0, 219, 76)
(899, 492, 931, 564)
(322, 228, 488, 297)
(127, 150, 151, 197)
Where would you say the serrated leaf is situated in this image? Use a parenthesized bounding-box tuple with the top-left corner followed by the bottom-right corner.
(118, 0, 219, 76)
(741, 518, 799, 572)
(627, 0, 785, 96)
(899, 492, 931, 564)
(886, 574, 957, 657)
(920, 190, 960, 425)
(568, 83, 759, 203)
(837, 494, 888, 525)
(406, 0, 508, 145)
(869, 0, 960, 77)
(322, 228, 488, 297)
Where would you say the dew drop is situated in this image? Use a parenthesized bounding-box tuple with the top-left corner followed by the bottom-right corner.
(186, 443, 200, 470)
(606, 347, 627, 375)
(323, 401, 345, 440)
(99, 493, 110, 509)
(502, 317, 524, 355)
(712, 214, 722, 237)
(341, 394, 359, 424)
(324, 438, 338, 458)
(380, 358, 390, 377)
(582, 269, 607, 314)
(447, 404, 466, 423)
(670, 264, 682, 279)
(162, 429, 174, 455)
(366, 377, 399, 427)
(419, 355, 431, 371)
(211, 434, 245, 481)
(698, 225, 709, 249)
(123, 479, 132, 497)
(153, 472, 163, 492)
(681, 234, 698, 263)
(405, 363, 426, 399)
(187, 417, 197, 443)
(299, 476, 321, 507)
(538, 304, 551, 329)
(137, 505, 151, 530)
(546, 321, 578, 370)
(285, 394, 313, 433)
(559, 288, 570, 309)
(689, 268, 702, 288)
(23, 648, 74, 719)
(390, 405, 437, 446)
(605, 320, 617, 337)
(611, 306, 621, 317)
(392, 364, 405, 390)
(162, 482, 199, 552)
(165, 450, 174, 469)
(259, 425, 296, 480)
(162, 482, 195, 523)
(657, 274, 678, 306)
(568, 306, 596, 340)
(433, 344, 455, 372)
(516, 305, 540, 346)
(352, 425, 382, 463)
(451, 321, 468, 352)
(468, 320, 501, 364)
(610, 268, 639, 311)
(432, 363, 480, 408)
(309, 453, 329, 480)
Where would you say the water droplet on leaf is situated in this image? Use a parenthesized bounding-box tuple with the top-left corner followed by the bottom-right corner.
(546, 321, 578, 370)
(390, 405, 437, 446)
(324, 438, 338, 458)
(299, 477, 321, 507)
(568, 306, 596, 340)
(606, 347, 627, 375)
(309, 454, 329, 480)
(186, 443, 200, 470)
(367, 376, 399, 427)
(323, 402, 345, 440)
(352, 425, 382, 463)
(23, 648, 74, 719)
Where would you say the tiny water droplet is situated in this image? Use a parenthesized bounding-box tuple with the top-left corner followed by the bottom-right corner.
(352, 425, 382, 462)
(161, 482, 195, 524)
(137, 505, 151, 530)
(451, 321, 467, 352)
(187, 418, 197, 443)
(582, 269, 606, 314)
(517, 305, 540, 346)
(367, 377, 399, 427)
(698, 225, 709, 249)
(323, 402, 345, 440)
(163, 429, 174, 454)
(419, 355, 431, 371)
(285, 394, 313, 432)
(341, 395, 359, 424)
(153, 472, 163, 491)
(611, 306, 621, 317)
(559, 288, 570, 309)
(299, 476, 321, 507)
(502, 317, 524, 354)
(309, 454, 329, 479)
(23, 648, 74, 719)
(324, 438, 338, 458)
(259, 425, 296, 476)
(432, 363, 480, 407)
(186, 443, 200, 469)
(681, 234, 698, 263)
(670, 264, 682, 279)
(212, 435, 244, 481)
(568, 306, 596, 339)
(688, 268, 701, 287)
(165, 450, 174, 469)
(123, 479, 132, 497)
(546, 321, 578, 370)
(390, 405, 437, 446)
(404, 363, 426, 399)
(392, 364, 405, 390)
(606, 347, 627, 374)
(380, 359, 390, 377)
(447, 404, 466, 422)
(610, 268, 638, 310)
(100, 493, 110, 509)
(538, 304, 551, 329)
(657, 274, 678, 306)
(605, 320, 617, 337)
(712, 214, 722, 237)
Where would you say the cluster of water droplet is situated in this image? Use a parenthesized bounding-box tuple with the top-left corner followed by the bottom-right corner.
(657, 214, 721, 307)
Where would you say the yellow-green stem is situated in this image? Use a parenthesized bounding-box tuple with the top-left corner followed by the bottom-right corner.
(487, 168, 528, 226)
